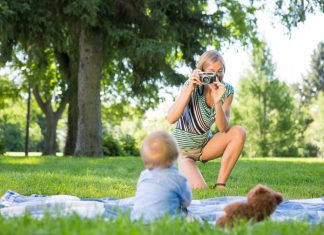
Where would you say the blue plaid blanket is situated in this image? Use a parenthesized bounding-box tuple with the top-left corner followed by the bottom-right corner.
(1, 190, 323, 224)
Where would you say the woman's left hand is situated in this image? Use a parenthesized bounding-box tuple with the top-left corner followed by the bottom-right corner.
(208, 80, 226, 104)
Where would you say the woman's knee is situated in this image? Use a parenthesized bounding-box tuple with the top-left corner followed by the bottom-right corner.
(229, 125, 246, 142)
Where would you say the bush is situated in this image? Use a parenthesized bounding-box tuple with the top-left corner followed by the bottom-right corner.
(301, 142, 319, 157)
(272, 145, 299, 157)
(103, 133, 123, 156)
(120, 134, 139, 156)
(0, 133, 5, 154)
(0, 121, 24, 151)
(102, 132, 140, 157)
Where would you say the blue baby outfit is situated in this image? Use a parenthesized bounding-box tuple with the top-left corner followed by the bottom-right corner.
(131, 164, 192, 221)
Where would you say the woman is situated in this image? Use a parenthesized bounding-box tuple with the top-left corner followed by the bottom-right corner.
(167, 50, 246, 189)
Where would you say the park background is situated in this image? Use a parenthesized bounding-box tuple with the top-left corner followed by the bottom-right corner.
(0, 1, 324, 234)
(1, 0, 323, 159)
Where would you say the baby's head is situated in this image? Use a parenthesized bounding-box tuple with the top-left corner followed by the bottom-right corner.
(140, 131, 179, 169)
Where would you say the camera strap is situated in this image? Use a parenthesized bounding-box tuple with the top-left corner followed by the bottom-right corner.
(198, 85, 204, 96)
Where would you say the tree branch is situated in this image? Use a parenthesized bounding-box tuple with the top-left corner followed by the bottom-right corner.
(33, 86, 48, 114)
(55, 88, 69, 119)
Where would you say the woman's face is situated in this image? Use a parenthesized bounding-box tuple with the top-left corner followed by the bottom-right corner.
(204, 61, 224, 81)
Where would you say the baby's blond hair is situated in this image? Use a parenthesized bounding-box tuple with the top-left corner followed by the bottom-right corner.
(140, 131, 179, 169)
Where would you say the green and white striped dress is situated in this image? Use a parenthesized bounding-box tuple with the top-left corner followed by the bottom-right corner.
(172, 80, 234, 150)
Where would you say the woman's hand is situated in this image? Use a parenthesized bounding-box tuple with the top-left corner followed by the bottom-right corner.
(208, 79, 226, 103)
(188, 69, 202, 91)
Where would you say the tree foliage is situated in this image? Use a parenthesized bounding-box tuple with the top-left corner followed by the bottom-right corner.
(0, 75, 20, 109)
(304, 92, 324, 157)
(301, 41, 324, 104)
(232, 42, 300, 157)
(274, 0, 324, 31)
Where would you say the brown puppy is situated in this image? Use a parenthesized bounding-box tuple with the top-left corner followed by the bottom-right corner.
(216, 184, 283, 228)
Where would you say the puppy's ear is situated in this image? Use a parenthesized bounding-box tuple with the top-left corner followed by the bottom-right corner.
(275, 193, 283, 204)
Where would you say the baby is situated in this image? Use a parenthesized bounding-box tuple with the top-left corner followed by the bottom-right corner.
(131, 131, 192, 221)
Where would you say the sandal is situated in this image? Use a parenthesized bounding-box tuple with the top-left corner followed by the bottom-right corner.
(214, 183, 226, 189)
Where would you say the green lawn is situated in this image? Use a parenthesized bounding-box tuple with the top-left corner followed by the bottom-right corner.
(0, 156, 323, 234)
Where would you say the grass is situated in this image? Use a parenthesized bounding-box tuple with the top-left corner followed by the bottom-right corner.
(0, 155, 323, 234)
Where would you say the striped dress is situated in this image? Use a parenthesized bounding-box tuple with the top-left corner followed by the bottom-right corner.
(172, 80, 234, 150)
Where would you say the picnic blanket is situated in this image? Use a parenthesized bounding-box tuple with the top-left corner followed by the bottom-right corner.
(0, 190, 323, 224)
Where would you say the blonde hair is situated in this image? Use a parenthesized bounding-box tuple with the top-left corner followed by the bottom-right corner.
(196, 50, 225, 72)
(140, 131, 179, 169)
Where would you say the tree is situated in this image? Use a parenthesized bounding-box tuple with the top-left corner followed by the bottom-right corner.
(304, 92, 324, 157)
(301, 41, 324, 104)
(293, 42, 324, 157)
(232, 42, 299, 157)
(9, 48, 69, 155)
(20, 50, 68, 155)
(0, 0, 81, 155)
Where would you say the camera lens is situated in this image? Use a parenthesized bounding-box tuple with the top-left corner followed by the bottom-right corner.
(202, 76, 209, 83)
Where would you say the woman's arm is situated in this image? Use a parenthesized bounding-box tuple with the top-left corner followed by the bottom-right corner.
(167, 86, 193, 124)
(215, 94, 233, 132)
(167, 70, 202, 124)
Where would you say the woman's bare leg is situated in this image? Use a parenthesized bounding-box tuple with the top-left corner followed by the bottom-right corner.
(200, 125, 246, 187)
(178, 159, 207, 189)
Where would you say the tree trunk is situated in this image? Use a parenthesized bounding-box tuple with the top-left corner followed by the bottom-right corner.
(54, 20, 81, 156)
(43, 114, 58, 155)
(74, 26, 103, 156)
(64, 81, 78, 155)
(56, 53, 79, 156)
(33, 86, 68, 156)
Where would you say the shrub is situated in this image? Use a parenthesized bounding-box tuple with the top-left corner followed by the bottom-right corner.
(120, 134, 139, 156)
(0, 133, 5, 154)
(0, 121, 24, 151)
(103, 133, 123, 156)
(301, 142, 319, 157)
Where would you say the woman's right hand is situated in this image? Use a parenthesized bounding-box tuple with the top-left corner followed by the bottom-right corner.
(188, 69, 202, 91)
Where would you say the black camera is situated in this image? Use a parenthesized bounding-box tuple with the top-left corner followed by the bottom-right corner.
(198, 72, 219, 85)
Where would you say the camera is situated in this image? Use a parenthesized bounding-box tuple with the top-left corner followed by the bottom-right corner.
(198, 72, 219, 85)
